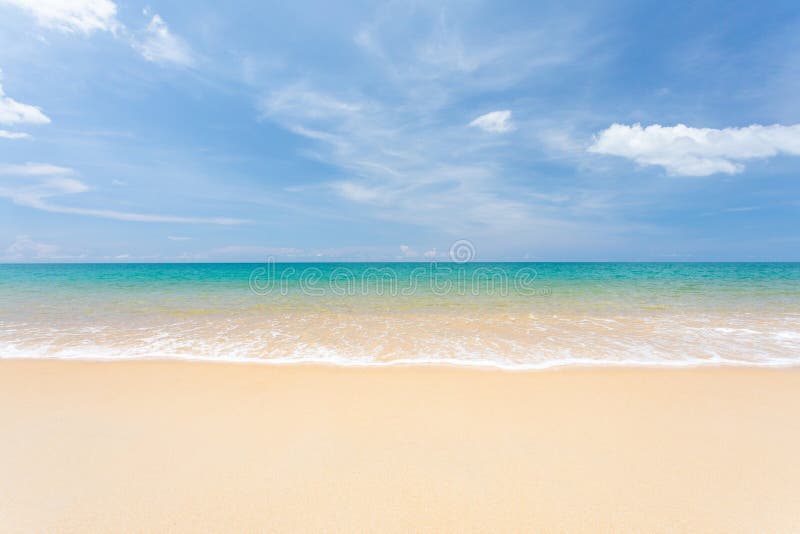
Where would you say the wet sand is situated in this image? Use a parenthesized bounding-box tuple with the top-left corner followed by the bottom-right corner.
(1, 360, 799, 532)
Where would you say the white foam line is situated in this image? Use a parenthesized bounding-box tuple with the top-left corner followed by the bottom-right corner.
(1, 351, 799, 371)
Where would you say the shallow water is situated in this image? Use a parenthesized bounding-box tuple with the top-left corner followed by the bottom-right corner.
(1, 262, 799, 368)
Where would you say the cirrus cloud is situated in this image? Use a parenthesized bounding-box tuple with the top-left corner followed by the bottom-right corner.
(0, 162, 244, 224)
(0, 162, 72, 175)
(0, 130, 32, 139)
(588, 123, 800, 176)
(132, 13, 194, 67)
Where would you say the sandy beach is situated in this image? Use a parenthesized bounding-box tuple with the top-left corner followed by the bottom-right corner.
(1, 360, 799, 532)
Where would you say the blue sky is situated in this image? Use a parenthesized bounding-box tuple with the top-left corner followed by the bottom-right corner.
(1, 0, 799, 261)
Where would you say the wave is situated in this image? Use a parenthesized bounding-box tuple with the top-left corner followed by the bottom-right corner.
(2, 341, 799, 370)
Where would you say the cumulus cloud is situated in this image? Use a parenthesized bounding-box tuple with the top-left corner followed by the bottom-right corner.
(132, 13, 194, 67)
(0, 81, 51, 126)
(588, 123, 800, 176)
(0, 0, 119, 34)
(469, 110, 514, 133)
(0, 162, 244, 224)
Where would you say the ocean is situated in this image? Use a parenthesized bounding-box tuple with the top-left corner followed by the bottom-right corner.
(1, 262, 799, 369)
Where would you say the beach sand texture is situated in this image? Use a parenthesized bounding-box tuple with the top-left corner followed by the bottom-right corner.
(2, 360, 799, 532)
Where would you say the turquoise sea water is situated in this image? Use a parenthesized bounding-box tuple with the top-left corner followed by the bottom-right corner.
(1, 263, 799, 368)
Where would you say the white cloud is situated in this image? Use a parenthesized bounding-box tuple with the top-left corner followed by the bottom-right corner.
(0, 162, 72, 175)
(469, 110, 514, 133)
(0, 162, 244, 224)
(399, 244, 417, 258)
(212, 245, 304, 257)
(30, 203, 243, 223)
(0, 0, 119, 34)
(0, 81, 51, 126)
(260, 85, 361, 120)
(354, 4, 590, 97)
(333, 181, 381, 203)
(3, 2, 195, 68)
(588, 123, 800, 176)
(418, 24, 494, 74)
(132, 14, 194, 67)
(723, 206, 759, 212)
(258, 6, 610, 249)
(0, 130, 31, 139)
(4, 235, 60, 260)
(167, 236, 191, 241)
(262, 83, 573, 241)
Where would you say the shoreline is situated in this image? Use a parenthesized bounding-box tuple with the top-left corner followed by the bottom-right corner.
(2, 354, 800, 371)
(3, 359, 800, 532)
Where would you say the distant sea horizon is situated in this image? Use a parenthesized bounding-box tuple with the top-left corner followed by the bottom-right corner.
(4, 260, 800, 264)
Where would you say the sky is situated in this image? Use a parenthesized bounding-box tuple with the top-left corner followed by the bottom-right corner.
(1, 0, 800, 262)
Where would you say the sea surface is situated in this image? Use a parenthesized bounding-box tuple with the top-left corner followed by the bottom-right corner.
(1, 262, 799, 369)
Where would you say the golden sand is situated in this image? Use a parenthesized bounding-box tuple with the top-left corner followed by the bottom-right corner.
(1, 360, 799, 532)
